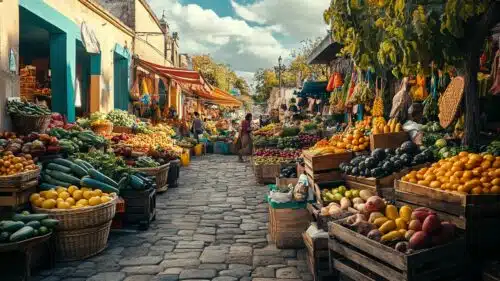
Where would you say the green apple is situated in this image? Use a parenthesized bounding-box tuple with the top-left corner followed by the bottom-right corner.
(333, 193, 343, 202)
(344, 190, 352, 199)
(331, 188, 338, 194)
(337, 185, 347, 195)
(351, 189, 360, 198)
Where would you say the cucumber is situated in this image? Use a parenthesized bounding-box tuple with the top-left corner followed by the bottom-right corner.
(81, 177, 119, 194)
(26, 221, 41, 229)
(71, 163, 88, 177)
(9, 226, 34, 242)
(50, 158, 74, 168)
(40, 219, 59, 228)
(39, 183, 58, 190)
(46, 170, 81, 185)
(0, 232, 9, 242)
(43, 174, 71, 187)
(33, 229, 39, 236)
(117, 177, 129, 190)
(39, 226, 49, 235)
(74, 159, 94, 170)
(88, 169, 118, 187)
(12, 213, 48, 223)
(1, 221, 25, 232)
(47, 163, 72, 173)
(129, 175, 144, 189)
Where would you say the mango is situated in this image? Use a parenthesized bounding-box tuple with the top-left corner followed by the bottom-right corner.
(379, 220, 396, 234)
(395, 218, 407, 230)
(381, 230, 403, 242)
(399, 205, 412, 222)
(385, 205, 398, 220)
(373, 217, 389, 227)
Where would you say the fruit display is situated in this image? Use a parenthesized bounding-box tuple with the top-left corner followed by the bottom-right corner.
(298, 134, 321, 149)
(32, 185, 114, 210)
(48, 113, 77, 130)
(49, 128, 109, 153)
(372, 118, 402, 134)
(372, 116, 386, 129)
(277, 137, 301, 149)
(253, 136, 279, 148)
(330, 127, 370, 152)
(7, 100, 51, 116)
(0, 151, 37, 176)
(120, 132, 180, 153)
(305, 138, 347, 156)
(372, 95, 384, 117)
(320, 187, 375, 215)
(21, 133, 61, 156)
(177, 138, 197, 148)
(401, 152, 500, 195)
(339, 197, 458, 253)
(253, 148, 301, 165)
(254, 123, 282, 137)
(0, 211, 59, 242)
(280, 127, 300, 137)
(340, 141, 434, 178)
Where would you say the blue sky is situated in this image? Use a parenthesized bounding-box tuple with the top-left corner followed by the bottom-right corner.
(148, 0, 331, 89)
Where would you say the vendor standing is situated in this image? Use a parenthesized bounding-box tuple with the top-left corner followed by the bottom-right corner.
(236, 113, 253, 162)
(191, 112, 204, 140)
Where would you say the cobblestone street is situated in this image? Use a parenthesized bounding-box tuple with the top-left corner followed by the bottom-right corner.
(34, 155, 311, 281)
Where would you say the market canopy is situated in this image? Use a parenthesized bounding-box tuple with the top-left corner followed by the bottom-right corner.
(210, 88, 243, 107)
(307, 34, 342, 65)
(295, 81, 330, 99)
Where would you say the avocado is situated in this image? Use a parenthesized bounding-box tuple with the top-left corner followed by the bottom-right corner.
(371, 148, 386, 161)
(365, 157, 377, 169)
(401, 141, 418, 155)
(382, 162, 394, 173)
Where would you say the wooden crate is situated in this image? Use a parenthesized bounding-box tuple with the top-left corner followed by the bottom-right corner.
(120, 188, 156, 230)
(394, 180, 500, 257)
(328, 219, 468, 281)
(276, 177, 298, 187)
(269, 207, 310, 249)
(0, 185, 36, 208)
(255, 163, 281, 184)
(303, 231, 331, 281)
(369, 131, 409, 151)
(303, 151, 353, 172)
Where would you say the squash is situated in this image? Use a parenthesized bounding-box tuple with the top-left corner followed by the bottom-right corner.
(385, 205, 398, 220)
(379, 220, 396, 234)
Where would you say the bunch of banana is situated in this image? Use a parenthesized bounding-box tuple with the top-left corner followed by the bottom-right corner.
(372, 117, 386, 130)
(309, 146, 346, 156)
(372, 95, 384, 117)
(372, 118, 401, 134)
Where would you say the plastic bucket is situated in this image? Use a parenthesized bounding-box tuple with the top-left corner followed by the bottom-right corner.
(180, 149, 190, 166)
(194, 144, 203, 156)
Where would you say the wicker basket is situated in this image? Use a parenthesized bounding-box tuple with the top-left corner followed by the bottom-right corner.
(10, 113, 51, 135)
(0, 167, 41, 188)
(439, 76, 465, 128)
(32, 196, 117, 230)
(54, 221, 112, 261)
(134, 163, 170, 193)
(91, 123, 113, 135)
(112, 126, 133, 134)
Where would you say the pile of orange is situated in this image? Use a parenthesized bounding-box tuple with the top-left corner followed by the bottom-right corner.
(0, 152, 37, 176)
(330, 129, 370, 152)
(402, 152, 500, 194)
(31, 186, 114, 210)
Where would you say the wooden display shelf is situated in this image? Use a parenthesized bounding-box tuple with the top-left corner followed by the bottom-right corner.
(0, 184, 36, 208)
(303, 231, 331, 281)
(303, 151, 353, 172)
(328, 219, 468, 281)
(369, 131, 409, 151)
(394, 179, 500, 258)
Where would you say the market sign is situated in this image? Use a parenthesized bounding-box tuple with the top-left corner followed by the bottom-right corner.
(81, 22, 101, 54)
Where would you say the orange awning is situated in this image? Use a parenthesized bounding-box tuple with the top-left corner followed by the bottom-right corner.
(211, 88, 242, 106)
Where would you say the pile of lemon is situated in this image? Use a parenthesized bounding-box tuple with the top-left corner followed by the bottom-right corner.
(30, 186, 114, 210)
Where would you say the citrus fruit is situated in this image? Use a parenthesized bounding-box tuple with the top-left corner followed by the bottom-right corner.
(68, 185, 78, 195)
(45, 190, 58, 200)
(88, 196, 102, 206)
(34, 197, 45, 207)
(42, 199, 57, 209)
(56, 187, 67, 194)
(57, 201, 70, 209)
(93, 189, 103, 197)
(100, 195, 111, 203)
(77, 199, 88, 206)
(65, 197, 76, 206)
(72, 190, 83, 200)
(83, 191, 93, 200)
(58, 191, 70, 200)
(30, 193, 41, 203)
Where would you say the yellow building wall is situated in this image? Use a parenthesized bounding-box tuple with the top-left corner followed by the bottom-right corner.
(134, 0, 167, 66)
(0, 0, 20, 129)
(43, 0, 134, 112)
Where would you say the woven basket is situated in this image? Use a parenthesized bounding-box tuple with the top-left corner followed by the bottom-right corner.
(0, 167, 41, 188)
(134, 163, 170, 193)
(439, 76, 465, 128)
(91, 123, 113, 135)
(33, 196, 117, 230)
(10, 114, 51, 135)
(54, 221, 111, 261)
(113, 126, 132, 134)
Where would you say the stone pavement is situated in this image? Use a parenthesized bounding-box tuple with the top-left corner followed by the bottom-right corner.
(33, 155, 312, 281)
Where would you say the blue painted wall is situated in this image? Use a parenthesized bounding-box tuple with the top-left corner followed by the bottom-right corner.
(113, 44, 130, 110)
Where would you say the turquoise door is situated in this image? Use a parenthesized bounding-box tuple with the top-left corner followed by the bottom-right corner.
(114, 52, 128, 110)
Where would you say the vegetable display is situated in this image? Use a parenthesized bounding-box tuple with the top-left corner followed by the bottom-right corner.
(73, 151, 131, 182)
(401, 152, 500, 194)
(0, 151, 37, 176)
(106, 109, 136, 127)
(340, 197, 458, 253)
(135, 156, 160, 168)
(340, 142, 434, 178)
(320, 187, 375, 216)
(7, 100, 51, 116)
(0, 211, 58, 242)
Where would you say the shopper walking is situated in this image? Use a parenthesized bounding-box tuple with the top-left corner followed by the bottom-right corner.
(236, 113, 253, 162)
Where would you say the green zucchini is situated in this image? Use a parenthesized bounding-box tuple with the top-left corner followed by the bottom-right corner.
(33, 229, 39, 236)
(26, 221, 41, 229)
(47, 163, 72, 173)
(39, 226, 49, 235)
(88, 169, 118, 187)
(129, 175, 144, 189)
(43, 174, 71, 188)
(9, 226, 34, 242)
(50, 158, 74, 168)
(71, 163, 88, 177)
(12, 213, 48, 223)
(0, 232, 9, 242)
(39, 183, 58, 190)
(74, 159, 94, 170)
(81, 177, 119, 194)
(117, 176, 129, 190)
(1, 221, 25, 232)
(46, 170, 81, 185)
(40, 219, 59, 228)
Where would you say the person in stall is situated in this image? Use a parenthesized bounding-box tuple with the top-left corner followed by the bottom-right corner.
(235, 113, 253, 162)
(191, 112, 204, 141)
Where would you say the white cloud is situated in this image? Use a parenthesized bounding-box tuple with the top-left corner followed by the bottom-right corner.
(231, 0, 330, 40)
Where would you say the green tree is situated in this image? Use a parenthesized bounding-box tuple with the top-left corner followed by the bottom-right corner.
(323, 0, 500, 145)
(191, 55, 249, 94)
